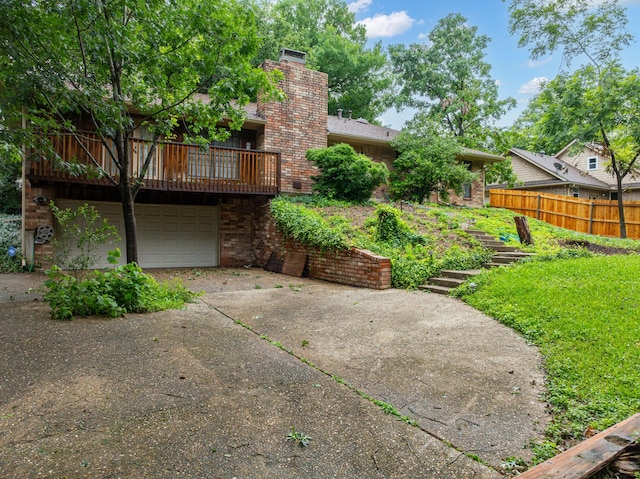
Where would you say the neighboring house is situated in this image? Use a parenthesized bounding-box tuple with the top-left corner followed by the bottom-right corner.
(487, 142, 640, 201)
(23, 49, 500, 270)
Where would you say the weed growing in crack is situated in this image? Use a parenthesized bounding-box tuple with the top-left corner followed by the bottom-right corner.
(287, 426, 311, 447)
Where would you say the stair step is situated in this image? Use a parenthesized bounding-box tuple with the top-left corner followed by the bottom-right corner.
(498, 251, 535, 258)
(440, 269, 482, 280)
(429, 277, 466, 288)
(491, 256, 522, 264)
(491, 245, 518, 252)
(482, 262, 503, 269)
(418, 284, 452, 295)
(479, 240, 507, 247)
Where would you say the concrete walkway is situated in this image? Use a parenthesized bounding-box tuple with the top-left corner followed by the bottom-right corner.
(0, 269, 548, 477)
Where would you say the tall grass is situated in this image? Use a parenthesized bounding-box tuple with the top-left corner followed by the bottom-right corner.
(457, 255, 640, 446)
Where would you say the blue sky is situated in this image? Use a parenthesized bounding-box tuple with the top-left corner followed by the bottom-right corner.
(347, 0, 640, 130)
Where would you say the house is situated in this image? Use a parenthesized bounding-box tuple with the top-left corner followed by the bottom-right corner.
(488, 142, 640, 201)
(23, 49, 500, 271)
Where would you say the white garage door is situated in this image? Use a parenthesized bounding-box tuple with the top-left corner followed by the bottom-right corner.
(55, 201, 219, 268)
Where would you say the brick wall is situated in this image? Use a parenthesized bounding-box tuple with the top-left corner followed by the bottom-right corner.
(258, 59, 328, 194)
(253, 203, 391, 289)
(219, 196, 271, 267)
(286, 241, 392, 289)
(23, 183, 55, 262)
(447, 162, 486, 207)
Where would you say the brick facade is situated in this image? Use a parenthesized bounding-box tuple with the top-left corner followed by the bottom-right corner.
(219, 196, 272, 267)
(258, 59, 328, 194)
(22, 183, 55, 263)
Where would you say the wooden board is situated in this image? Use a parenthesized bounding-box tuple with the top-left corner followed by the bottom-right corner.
(264, 251, 283, 274)
(281, 252, 308, 277)
(518, 413, 640, 479)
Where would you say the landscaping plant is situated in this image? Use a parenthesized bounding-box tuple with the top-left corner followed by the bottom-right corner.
(306, 143, 388, 203)
(0, 213, 21, 273)
(44, 249, 199, 320)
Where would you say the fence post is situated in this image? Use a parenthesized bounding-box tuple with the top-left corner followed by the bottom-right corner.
(589, 201, 595, 235)
(537, 194, 541, 220)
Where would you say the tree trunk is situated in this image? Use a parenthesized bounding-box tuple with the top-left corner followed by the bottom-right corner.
(120, 185, 138, 264)
(616, 176, 627, 239)
(115, 130, 139, 264)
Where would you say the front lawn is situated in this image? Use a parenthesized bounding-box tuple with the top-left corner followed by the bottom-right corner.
(455, 255, 640, 461)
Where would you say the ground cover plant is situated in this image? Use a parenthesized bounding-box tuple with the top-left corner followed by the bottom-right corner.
(271, 195, 640, 288)
(454, 255, 640, 463)
(44, 249, 199, 320)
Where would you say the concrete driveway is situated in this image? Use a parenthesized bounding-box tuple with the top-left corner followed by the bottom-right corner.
(0, 268, 547, 478)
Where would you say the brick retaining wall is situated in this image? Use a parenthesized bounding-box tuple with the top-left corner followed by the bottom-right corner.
(254, 206, 391, 290)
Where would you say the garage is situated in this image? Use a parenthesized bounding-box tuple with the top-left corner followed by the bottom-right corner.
(54, 200, 219, 268)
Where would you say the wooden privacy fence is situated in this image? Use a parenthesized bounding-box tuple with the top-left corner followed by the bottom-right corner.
(489, 189, 640, 239)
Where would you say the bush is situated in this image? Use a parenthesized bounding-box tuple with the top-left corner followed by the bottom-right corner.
(50, 202, 120, 274)
(0, 214, 21, 272)
(44, 249, 199, 320)
(306, 143, 388, 202)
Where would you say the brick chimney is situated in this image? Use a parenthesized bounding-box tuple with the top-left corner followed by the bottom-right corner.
(257, 49, 328, 193)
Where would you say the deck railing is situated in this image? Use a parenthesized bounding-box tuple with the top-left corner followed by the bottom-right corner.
(29, 132, 281, 195)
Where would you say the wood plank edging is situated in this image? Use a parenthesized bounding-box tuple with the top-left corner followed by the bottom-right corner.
(518, 413, 640, 479)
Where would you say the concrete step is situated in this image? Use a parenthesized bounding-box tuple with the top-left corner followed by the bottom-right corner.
(429, 277, 466, 288)
(440, 269, 482, 280)
(418, 284, 452, 295)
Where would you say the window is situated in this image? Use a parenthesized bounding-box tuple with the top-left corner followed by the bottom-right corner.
(588, 157, 598, 170)
(462, 161, 472, 199)
(572, 187, 580, 198)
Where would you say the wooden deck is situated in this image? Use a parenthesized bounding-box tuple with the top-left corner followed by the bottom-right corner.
(28, 132, 281, 195)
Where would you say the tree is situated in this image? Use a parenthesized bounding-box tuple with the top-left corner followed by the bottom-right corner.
(505, 0, 637, 237)
(518, 63, 640, 238)
(505, 0, 632, 70)
(388, 13, 516, 150)
(251, 0, 392, 122)
(306, 143, 388, 202)
(0, 0, 282, 264)
(389, 116, 475, 204)
(0, 142, 21, 214)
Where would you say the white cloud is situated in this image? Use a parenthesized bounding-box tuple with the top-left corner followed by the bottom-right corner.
(518, 77, 549, 94)
(347, 0, 372, 14)
(418, 32, 428, 40)
(357, 11, 415, 39)
(526, 57, 553, 68)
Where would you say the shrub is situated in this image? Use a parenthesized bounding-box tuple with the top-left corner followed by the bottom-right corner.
(306, 143, 388, 202)
(0, 214, 21, 272)
(50, 202, 120, 274)
(44, 249, 199, 320)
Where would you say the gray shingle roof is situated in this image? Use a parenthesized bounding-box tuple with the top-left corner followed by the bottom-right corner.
(510, 148, 611, 189)
(327, 115, 399, 143)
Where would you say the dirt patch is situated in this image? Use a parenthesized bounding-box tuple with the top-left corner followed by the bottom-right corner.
(560, 239, 635, 255)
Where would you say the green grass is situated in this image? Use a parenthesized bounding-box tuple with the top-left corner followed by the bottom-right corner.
(456, 255, 640, 448)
